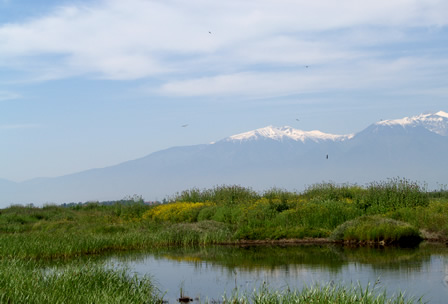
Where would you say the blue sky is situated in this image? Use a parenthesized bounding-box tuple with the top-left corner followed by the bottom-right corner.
(1, 0, 447, 182)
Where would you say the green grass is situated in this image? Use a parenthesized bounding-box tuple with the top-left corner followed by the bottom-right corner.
(0, 259, 421, 304)
(171, 184, 260, 204)
(0, 221, 233, 260)
(0, 179, 441, 303)
(222, 282, 421, 304)
(0, 178, 445, 261)
(330, 216, 423, 245)
(357, 178, 429, 213)
(0, 259, 162, 304)
(389, 199, 448, 239)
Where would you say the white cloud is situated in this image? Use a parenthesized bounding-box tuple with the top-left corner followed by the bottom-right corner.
(0, 90, 20, 101)
(158, 56, 448, 98)
(0, 0, 447, 93)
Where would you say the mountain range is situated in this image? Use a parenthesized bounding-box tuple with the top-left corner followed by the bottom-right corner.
(1, 111, 447, 206)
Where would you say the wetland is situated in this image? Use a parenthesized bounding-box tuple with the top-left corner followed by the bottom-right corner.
(1, 179, 448, 303)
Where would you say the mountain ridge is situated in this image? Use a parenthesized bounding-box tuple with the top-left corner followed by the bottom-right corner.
(0, 110, 447, 206)
(222, 125, 353, 143)
(376, 110, 448, 136)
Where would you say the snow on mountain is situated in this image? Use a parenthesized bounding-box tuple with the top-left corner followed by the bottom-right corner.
(223, 126, 353, 143)
(1, 110, 447, 206)
(377, 111, 448, 136)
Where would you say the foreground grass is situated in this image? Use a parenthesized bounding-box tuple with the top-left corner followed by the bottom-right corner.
(0, 258, 420, 304)
(0, 259, 162, 304)
(222, 282, 421, 304)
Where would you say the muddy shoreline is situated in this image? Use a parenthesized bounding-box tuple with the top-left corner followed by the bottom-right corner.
(220, 235, 447, 246)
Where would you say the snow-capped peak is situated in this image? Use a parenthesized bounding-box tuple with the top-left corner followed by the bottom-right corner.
(376, 110, 448, 136)
(223, 126, 352, 143)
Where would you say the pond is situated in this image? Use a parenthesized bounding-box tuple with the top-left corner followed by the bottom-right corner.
(110, 243, 448, 303)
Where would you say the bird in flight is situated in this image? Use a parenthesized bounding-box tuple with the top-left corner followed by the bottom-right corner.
(209, 31, 212, 34)
(296, 118, 300, 122)
(326, 154, 329, 159)
(181, 124, 189, 128)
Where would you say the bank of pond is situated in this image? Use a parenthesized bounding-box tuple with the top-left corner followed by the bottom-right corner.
(1, 178, 447, 302)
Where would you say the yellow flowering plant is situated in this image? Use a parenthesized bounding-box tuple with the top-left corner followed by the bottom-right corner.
(142, 201, 215, 223)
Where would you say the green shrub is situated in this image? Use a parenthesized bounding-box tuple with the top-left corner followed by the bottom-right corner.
(330, 216, 422, 245)
(303, 182, 364, 201)
(272, 200, 361, 231)
(197, 205, 218, 221)
(173, 185, 259, 205)
(356, 178, 429, 213)
(211, 205, 244, 224)
(142, 202, 212, 223)
(390, 201, 448, 239)
(262, 187, 300, 204)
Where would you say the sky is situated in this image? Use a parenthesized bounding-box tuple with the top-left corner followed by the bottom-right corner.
(1, 0, 447, 182)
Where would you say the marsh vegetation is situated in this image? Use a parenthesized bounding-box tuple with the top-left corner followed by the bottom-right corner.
(0, 178, 446, 302)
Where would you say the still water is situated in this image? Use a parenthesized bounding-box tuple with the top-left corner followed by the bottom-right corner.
(111, 243, 448, 303)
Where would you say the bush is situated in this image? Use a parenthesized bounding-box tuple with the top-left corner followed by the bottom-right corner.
(303, 182, 364, 201)
(172, 185, 259, 205)
(390, 201, 448, 239)
(330, 216, 422, 246)
(142, 202, 213, 223)
(356, 178, 428, 213)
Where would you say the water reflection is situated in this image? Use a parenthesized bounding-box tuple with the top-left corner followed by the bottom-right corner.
(108, 243, 448, 304)
(444, 258, 448, 288)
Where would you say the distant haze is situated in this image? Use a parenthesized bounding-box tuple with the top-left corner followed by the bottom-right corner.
(0, 111, 447, 207)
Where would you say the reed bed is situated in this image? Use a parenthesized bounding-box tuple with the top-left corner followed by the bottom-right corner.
(0, 179, 442, 303)
(221, 282, 421, 304)
(0, 259, 162, 304)
(330, 216, 422, 245)
(0, 178, 446, 261)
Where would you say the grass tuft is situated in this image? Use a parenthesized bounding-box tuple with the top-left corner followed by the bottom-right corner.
(0, 259, 162, 304)
(221, 281, 421, 304)
(330, 215, 422, 245)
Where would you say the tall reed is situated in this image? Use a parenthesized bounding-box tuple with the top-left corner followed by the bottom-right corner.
(0, 259, 162, 304)
(222, 282, 421, 304)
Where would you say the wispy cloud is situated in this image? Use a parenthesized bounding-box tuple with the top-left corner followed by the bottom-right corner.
(158, 56, 448, 98)
(0, 0, 447, 97)
(0, 90, 20, 101)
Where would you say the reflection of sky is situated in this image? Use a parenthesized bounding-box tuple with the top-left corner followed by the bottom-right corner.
(112, 247, 448, 304)
(445, 259, 448, 288)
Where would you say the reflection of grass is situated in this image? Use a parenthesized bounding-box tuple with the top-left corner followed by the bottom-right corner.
(153, 245, 346, 272)
(223, 281, 421, 304)
(143, 243, 438, 274)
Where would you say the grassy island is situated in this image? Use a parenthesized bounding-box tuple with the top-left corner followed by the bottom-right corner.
(0, 178, 445, 302)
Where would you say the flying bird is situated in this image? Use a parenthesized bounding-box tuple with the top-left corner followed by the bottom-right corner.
(181, 124, 189, 127)
(326, 154, 329, 159)
(209, 31, 212, 34)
